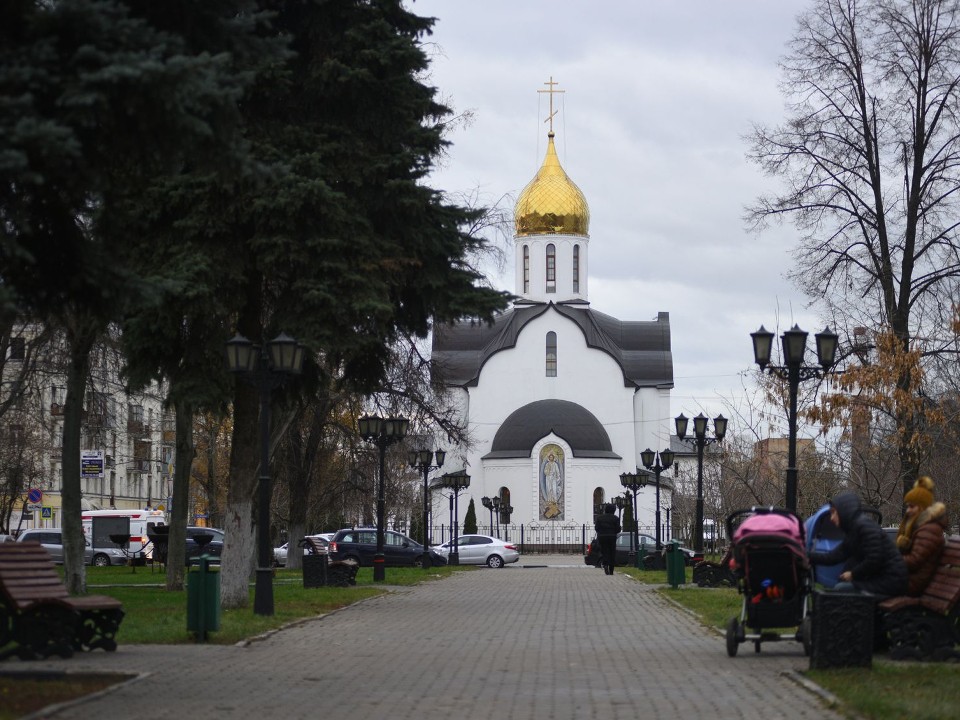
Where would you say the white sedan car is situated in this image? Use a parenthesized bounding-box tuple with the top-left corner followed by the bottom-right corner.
(273, 533, 334, 566)
(433, 534, 520, 568)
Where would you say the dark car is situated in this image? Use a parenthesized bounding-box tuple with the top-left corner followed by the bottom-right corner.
(328, 528, 447, 568)
(185, 526, 224, 565)
(585, 532, 701, 568)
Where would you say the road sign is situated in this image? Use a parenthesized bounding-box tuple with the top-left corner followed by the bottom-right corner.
(81, 450, 104, 479)
(27, 488, 42, 504)
(41, 507, 52, 519)
(27, 503, 41, 512)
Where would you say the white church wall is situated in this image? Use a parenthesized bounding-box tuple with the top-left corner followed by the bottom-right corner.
(460, 307, 664, 530)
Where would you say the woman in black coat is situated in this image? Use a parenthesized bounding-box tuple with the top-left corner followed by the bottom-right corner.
(807, 491, 907, 597)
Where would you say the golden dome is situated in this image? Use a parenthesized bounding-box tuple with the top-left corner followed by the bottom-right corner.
(515, 132, 590, 237)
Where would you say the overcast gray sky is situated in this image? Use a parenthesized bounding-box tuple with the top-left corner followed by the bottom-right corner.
(410, 0, 822, 428)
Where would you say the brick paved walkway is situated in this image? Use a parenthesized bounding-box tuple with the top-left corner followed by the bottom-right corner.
(9, 557, 844, 719)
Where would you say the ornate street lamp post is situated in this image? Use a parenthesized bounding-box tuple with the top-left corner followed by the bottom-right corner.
(225, 332, 305, 616)
(481, 496, 494, 535)
(442, 471, 470, 565)
(408, 448, 445, 569)
(751, 324, 838, 514)
(358, 414, 409, 582)
(640, 447, 675, 552)
(675, 412, 727, 554)
(619, 470, 647, 568)
(492, 496, 502, 538)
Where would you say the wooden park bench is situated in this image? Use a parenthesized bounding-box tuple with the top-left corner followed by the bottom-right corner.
(300, 537, 358, 588)
(879, 534, 960, 661)
(0, 541, 125, 660)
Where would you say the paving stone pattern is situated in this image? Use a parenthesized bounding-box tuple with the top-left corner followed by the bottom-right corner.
(15, 556, 843, 719)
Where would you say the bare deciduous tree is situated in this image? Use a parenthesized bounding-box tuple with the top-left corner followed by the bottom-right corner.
(747, 0, 960, 494)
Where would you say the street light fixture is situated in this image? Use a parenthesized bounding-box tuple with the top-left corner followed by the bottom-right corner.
(675, 412, 727, 554)
(441, 471, 470, 565)
(640, 447, 674, 551)
(358, 414, 409, 582)
(619, 469, 648, 568)
(408, 448, 445, 569)
(751, 324, 838, 513)
(225, 332, 305, 616)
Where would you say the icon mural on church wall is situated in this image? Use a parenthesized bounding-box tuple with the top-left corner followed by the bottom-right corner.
(539, 444, 564, 520)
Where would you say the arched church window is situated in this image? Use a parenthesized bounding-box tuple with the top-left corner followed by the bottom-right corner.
(573, 245, 580, 293)
(592, 487, 604, 517)
(545, 332, 557, 377)
(499, 487, 512, 524)
(523, 245, 530, 294)
(545, 243, 556, 293)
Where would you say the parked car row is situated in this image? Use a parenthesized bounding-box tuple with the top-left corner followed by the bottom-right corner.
(273, 533, 335, 567)
(584, 532, 701, 568)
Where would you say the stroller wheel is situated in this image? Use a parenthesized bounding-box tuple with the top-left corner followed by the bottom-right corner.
(800, 616, 813, 657)
(725, 617, 740, 657)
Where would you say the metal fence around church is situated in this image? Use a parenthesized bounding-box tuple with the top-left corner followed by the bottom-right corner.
(425, 522, 664, 555)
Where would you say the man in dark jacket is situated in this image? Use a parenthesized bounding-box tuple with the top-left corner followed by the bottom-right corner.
(595, 503, 621, 575)
(808, 491, 907, 596)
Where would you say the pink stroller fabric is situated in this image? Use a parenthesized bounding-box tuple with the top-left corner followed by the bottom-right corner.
(733, 513, 803, 544)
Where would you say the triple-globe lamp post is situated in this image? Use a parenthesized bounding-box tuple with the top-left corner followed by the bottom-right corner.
(441, 471, 470, 564)
(408, 448, 445, 569)
(619, 469, 648, 568)
(225, 332, 305, 616)
(640, 447, 674, 552)
(751, 324, 838, 514)
(675, 412, 727, 554)
(358, 414, 409, 582)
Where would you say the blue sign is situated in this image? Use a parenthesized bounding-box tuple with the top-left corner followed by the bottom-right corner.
(27, 488, 42, 503)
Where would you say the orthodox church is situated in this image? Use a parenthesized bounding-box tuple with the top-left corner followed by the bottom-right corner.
(432, 84, 674, 538)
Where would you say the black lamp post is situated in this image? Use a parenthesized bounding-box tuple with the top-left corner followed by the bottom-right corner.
(751, 324, 838, 514)
(358, 414, 409, 582)
(675, 412, 727, 554)
(619, 469, 647, 568)
(408, 448, 445, 569)
(613, 495, 626, 521)
(225, 332, 305, 616)
(481, 496, 494, 534)
(640, 447, 674, 551)
(442, 471, 470, 564)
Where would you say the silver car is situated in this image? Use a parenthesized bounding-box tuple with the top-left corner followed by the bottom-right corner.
(433, 534, 520, 568)
(17, 528, 128, 567)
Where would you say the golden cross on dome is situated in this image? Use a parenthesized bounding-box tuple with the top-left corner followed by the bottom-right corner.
(538, 76, 565, 134)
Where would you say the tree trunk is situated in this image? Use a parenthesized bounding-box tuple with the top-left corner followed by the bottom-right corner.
(220, 379, 258, 608)
(165, 399, 196, 591)
(61, 316, 98, 595)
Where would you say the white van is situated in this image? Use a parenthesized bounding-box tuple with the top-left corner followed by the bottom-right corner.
(81, 508, 168, 558)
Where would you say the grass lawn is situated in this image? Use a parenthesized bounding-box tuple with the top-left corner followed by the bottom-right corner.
(621, 567, 960, 720)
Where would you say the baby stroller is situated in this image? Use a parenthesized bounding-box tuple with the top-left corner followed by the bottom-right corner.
(725, 507, 813, 657)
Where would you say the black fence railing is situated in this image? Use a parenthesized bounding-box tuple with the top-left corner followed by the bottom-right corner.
(423, 522, 667, 555)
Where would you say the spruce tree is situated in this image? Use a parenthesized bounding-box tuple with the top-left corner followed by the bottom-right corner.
(463, 498, 478, 535)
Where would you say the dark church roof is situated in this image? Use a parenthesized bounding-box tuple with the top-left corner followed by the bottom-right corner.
(483, 399, 621, 459)
(431, 302, 673, 389)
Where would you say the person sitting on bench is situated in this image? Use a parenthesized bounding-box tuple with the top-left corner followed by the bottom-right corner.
(896, 476, 949, 596)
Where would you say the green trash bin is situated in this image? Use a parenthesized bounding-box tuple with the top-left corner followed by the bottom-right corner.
(666, 540, 686, 587)
(187, 555, 221, 641)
